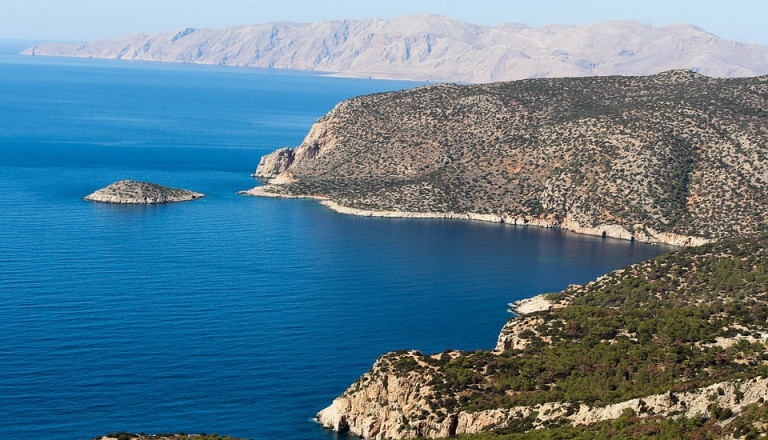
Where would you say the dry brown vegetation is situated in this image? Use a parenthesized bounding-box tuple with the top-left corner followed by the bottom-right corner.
(265, 70, 768, 240)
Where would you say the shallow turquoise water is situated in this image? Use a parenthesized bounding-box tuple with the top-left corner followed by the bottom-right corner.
(0, 42, 672, 440)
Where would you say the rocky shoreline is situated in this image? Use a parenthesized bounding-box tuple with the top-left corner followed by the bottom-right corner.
(316, 364, 768, 440)
(241, 185, 709, 247)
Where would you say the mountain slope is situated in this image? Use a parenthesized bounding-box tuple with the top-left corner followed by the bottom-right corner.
(246, 70, 768, 245)
(22, 15, 768, 83)
(317, 233, 768, 439)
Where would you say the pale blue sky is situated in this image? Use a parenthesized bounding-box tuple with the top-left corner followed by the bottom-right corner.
(2, 0, 767, 45)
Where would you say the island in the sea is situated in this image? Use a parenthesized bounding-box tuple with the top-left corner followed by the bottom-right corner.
(84, 180, 205, 204)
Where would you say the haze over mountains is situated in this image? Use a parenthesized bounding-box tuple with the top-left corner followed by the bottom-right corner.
(22, 14, 768, 83)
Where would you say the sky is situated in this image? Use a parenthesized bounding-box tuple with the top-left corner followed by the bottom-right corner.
(2, 0, 768, 46)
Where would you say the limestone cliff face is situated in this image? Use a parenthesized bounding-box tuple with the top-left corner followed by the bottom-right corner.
(318, 321, 768, 440)
(254, 102, 345, 180)
(317, 352, 448, 439)
(319, 311, 768, 440)
(253, 147, 294, 179)
(248, 72, 768, 246)
(316, 300, 561, 439)
(317, 351, 535, 439)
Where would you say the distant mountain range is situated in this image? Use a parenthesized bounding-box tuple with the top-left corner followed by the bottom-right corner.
(21, 14, 768, 83)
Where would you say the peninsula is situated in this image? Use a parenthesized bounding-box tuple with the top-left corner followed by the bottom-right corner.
(84, 180, 204, 204)
(244, 70, 768, 246)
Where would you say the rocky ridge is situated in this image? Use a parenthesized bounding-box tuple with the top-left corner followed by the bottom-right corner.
(317, 234, 768, 439)
(21, 15, 768, 83)
(84, 180, 204, 204)
(248, 70, 768, 246)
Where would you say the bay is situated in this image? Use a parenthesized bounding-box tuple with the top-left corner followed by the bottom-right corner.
(0, 41, 672, 440)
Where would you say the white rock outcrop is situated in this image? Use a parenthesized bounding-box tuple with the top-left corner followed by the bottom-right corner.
(252, 147, 294, 179)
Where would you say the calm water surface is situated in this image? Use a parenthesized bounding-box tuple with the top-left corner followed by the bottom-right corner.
(0, 42, 673, 440)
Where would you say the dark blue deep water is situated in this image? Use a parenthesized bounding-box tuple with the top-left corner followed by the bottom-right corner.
(0, 42, 673, 440)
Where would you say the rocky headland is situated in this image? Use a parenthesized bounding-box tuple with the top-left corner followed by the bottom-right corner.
(21, 15, 768, 83)
(84, 180, 204, 204)
(246, 70, 768, 247)
(317, 234, 768, 439)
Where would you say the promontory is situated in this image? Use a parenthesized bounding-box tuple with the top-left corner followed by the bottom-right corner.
(84, 180, 204, 204)
(245, 70, 768, 246)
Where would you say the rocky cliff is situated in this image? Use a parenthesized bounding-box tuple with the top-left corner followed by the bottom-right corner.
(21, 15, 768, 83)
(247, 70, 768, 246)
(84, 180, 204, 204)
(317, 234, 768, 439)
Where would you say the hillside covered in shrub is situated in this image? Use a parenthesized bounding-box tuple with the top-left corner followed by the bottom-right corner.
(252, 71, 768, 245)
(317, 234, 768, 439)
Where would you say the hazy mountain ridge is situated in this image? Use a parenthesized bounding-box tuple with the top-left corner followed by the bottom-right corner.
(22, 15, 768, 83)
(249, 71, 768, 245)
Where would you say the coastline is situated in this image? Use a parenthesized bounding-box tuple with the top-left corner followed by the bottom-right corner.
(241, 185, 710, 248)
(237, 185, 327, 200)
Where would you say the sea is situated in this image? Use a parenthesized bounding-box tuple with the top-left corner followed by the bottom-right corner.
(0, 41, 673, 440)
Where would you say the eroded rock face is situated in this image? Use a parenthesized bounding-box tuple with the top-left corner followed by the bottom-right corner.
(84, 180, 204, 204)
(253, 147, 295, 179)
(316, 352, 450, 440)
(318, 337, 768, 440)
(253, 103, 343, 181)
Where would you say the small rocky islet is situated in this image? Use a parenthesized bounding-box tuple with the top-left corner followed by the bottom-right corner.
(84, 180, 204, 204)
(95, 434, 249, 440)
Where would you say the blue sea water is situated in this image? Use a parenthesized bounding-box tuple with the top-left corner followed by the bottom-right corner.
(0, 41, 673, 440)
